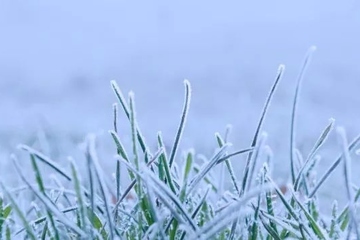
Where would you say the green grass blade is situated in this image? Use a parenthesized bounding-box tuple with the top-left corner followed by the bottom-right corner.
(69, 157, 87, 232)
(112, 148, 162, 214)
(157, 131, 177, 194)
(87, 135, 116, 240)
(12, 158, 87, 237)
(122, 161, 198, 232)
(28, 154, 60, 240)
(111, 80, 150, 156)
(291, 190, 329, 239)
(0, 182, 37, 240)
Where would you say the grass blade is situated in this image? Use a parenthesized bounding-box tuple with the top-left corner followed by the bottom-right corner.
(187, 144, 230, 194)
(87, 135, 116, 240)
(18, 145, 71, 181)
(12, 158, 86, 237)
(309, 134, 360, 198)
(290, 46, 317, 184)
(111, 80, 150, 155)
(169, 79, 191, 168)
(242, 64, 285, 196)
(294, 118, 334, 191)
(337, 127, 359, 238)
(0, 182, 37, 240)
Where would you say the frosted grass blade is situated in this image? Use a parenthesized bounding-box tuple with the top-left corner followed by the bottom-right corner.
(18, 145, 71, 181)
(187, 144, 230, 194)
(111, 80, 150, 155)
(215, 133, 240, 196)
(87, 135, 116, 240)
(169, 80, 191, 168)
(242, 64, 285, 196)
(189, 185, 271, 240)
(112, 148, 162, 214)
(290, 46, 317, 184)
(309, 134, 360, 198)
(0, 182, 37, 240)
(12, 158, 86, 237)
(122, 161, 198, 232)
(294, 118, 334, 191)
(337, 127, 359, 238)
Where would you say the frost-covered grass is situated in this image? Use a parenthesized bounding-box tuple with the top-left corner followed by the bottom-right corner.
(1, 47, 360, 239)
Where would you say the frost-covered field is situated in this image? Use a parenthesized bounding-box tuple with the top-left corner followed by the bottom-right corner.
(1, 1, 360, 211)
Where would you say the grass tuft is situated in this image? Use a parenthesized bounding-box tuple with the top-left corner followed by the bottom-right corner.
(0, 52, 359, 239)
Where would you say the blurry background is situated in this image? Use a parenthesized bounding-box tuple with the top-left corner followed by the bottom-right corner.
(1, 1, 360, 208)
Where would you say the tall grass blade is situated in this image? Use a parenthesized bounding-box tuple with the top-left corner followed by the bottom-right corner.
(242, 64, 285, 197)
(110, 80, 150, 155)
(169, 79, 191, 168)
(290, 46, 317, 184)
(87, 135, 116, 240)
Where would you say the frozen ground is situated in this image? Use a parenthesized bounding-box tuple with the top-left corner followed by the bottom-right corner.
(1, 1, 360, 210)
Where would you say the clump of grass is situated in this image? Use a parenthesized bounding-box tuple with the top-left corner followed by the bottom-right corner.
(0, 47, 359, 239)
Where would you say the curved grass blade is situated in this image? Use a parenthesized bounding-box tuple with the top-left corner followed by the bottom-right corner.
(242, 64, 285, 196)
(216, 147, 254, 165)
(290, 46, 317, 184)
(169, 79, 191, 168)
(18, 145, 71, 181)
